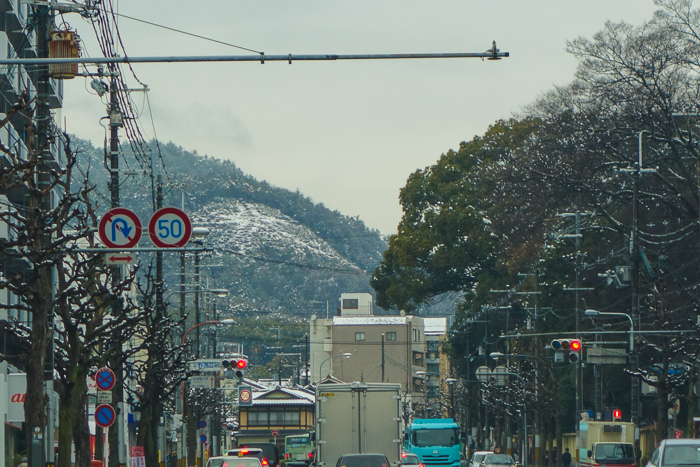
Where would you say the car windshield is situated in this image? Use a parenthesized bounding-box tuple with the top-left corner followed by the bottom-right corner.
(663, 445, 700, 465)
(209, 458, 263, 467)
(473, 454, 489, 463)
(339, 455, 389, 467)
(595, 444, 635, 463)
(484, 455, 514, 465)
(402, 455, 420, 464)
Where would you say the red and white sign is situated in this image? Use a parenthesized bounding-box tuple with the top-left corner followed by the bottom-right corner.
(8, 373, 26, 422)
(104, 252, 137, 265)
(148, 207, 192, 248)
(98, 208, 142, 248)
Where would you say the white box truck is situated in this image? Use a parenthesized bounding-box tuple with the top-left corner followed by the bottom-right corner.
(315, 382, 402, 467)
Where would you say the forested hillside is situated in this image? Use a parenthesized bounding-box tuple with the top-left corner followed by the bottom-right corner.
(73, 138, 388, 317)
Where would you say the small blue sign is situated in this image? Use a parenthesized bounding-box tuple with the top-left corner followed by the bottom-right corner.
(199, 419, 207, 429)
(95, 404, 116, 428)
(200, 434, 207, 444)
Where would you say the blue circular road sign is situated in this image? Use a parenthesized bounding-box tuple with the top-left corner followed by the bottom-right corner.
(95, 404, 116, 428)
(95, 367, 116, 391)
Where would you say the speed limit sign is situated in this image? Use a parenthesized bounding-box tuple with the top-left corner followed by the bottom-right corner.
(148, 207, 192, 248)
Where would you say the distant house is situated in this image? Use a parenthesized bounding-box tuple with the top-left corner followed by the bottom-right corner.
(236, 386, 315, 447)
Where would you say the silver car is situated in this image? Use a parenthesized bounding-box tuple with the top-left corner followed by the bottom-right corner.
(470, 451, 494, 467)
(646, 439, 700, 467)
(207, 456, 264, 467)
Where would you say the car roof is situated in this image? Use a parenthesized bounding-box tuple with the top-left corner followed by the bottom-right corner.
(208, 457, 264, 467)
(230, 448, 264, 453)
(661, 439, 700, 446)
(473, 452, 494, 456)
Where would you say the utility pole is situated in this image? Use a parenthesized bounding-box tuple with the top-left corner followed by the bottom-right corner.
(620, 132, 653, 450)
(31, 3, 54, 467)
(107, 62, 127, 467)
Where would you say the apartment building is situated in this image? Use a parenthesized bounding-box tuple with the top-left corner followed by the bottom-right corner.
(309, 293, 427, 400)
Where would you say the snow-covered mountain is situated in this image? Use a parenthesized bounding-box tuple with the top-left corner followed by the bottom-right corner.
(76, 138, 388, 318)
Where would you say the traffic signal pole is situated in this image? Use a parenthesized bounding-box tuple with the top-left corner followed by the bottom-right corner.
(0, 49, 509, 66)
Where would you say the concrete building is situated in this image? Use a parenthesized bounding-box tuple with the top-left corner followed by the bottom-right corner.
(0, 2, 68, 465)
(309, 293, 426, 390)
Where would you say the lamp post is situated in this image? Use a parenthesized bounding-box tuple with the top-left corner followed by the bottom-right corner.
(477, 367, 528, 463)
(445, 378, 458, 419)
(584, 307, 637, 441)
(191, 227, 210, 358)
(179, 319, 235, 467)
(584, 309, 634, 352)
(318, 353, 352, 380)
(167, 287, 229, 358)
(489, 352, 537, 464)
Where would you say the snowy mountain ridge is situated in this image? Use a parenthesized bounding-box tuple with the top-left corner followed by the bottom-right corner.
(194, 199, 358, 271)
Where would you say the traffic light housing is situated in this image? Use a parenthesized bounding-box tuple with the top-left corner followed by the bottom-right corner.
(551, 338, 582, 363)
(233, 358, 247, 380)
(222, 358, 248, 380)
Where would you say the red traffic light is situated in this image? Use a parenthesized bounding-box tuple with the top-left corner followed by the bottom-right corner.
(551, 339, 582, 351)
(613, 409, 622, 420)
(236, 359, 248, 369)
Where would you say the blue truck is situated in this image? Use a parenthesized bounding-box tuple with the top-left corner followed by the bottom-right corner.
(404, 418, 461, 467)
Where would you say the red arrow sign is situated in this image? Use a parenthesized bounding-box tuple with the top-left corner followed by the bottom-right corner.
(105, 253, 137, 265)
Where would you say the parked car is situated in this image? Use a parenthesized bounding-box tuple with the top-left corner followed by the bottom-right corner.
(336, 453, 392, 467)
(646, 438, 700, 467)
(481, 454, 515, 467)
(469, 451, 494, 467)
(207, 456, 264, 467)
(227, 448, 270, 467)
(400, 453, 423, 467)
(239, 442, 282, 467)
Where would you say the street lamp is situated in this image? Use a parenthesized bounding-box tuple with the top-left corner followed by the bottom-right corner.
(318, 353, 351, 380)
(181, 319, 235, 347)
(167, 287, 229, 357)
(445, 378, 458, 419)
(166, 288, 229, 302)
(584, 309, 634, 351)
(179, 319, 235, 466)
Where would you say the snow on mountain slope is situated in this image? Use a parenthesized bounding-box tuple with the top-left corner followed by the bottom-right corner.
(193, 199, 359, 270)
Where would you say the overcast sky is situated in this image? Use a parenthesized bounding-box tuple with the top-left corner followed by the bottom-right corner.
(60, 1, 662, 235)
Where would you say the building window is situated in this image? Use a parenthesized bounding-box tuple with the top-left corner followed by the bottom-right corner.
(413, 329, 422, 342)
(413, 351, 424, 366)
(343, 298, 359, 309)
(386, 331, 397, 341)
(248, 411, 269, 426)
(355, 332, 366, 341)
(248, 410, 300, 427)
(270, 411, 300, 425)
